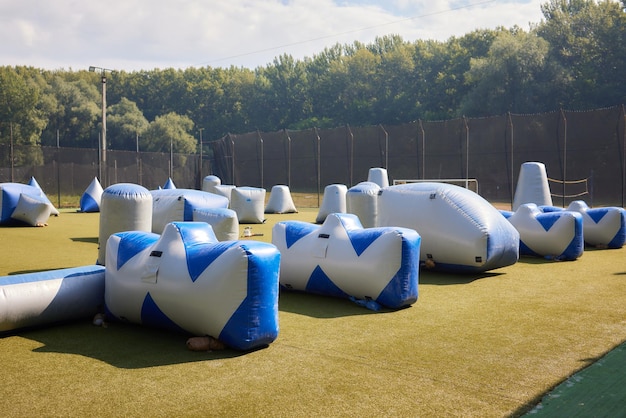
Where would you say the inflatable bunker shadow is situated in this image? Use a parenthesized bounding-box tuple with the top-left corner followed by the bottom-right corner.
(105, 222, 280, 351)
(541, 201, 626, 249)
(0, 182, 58, 226)
(151, 188, 229, 234)
(272, 213, 420, 310)
(0, 265, 105, 333)
(377, 182, 520, 273)
(501, 203, 584, 261)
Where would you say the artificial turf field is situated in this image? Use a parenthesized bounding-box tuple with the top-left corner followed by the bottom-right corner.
(1, 207, 625, 417)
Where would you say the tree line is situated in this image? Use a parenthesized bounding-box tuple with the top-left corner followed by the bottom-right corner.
(1, 0, 625, 165)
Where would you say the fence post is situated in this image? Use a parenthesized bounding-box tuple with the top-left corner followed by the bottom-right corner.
(346, 124, 353, 187)
(257, 129, 264, 189)
(284, 129, 292, 187)
(418, 119, 425, 179)
(379, 124, 388, 171)
(314, 127, 321, 207)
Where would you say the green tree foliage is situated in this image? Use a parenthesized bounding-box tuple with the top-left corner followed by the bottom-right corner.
(107, 98, 149, 151)
(461, 29, 558, 115)
(537, 0, 626, 107)
(142, 112, 196, 154)
(1, 1, 624, 156)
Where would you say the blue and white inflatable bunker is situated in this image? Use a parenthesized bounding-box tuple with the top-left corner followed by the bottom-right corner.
(377, 182, 519, 273)
(0, 182, 58, 226)
(0, 265, 105, 333)
(272, 213, 420, 310)
(80, 177, 104, 213)
(541, 201, 626, 249)
(151, 188, 229, 234)
(105, 222, 280, 351)
(501, 204, 584, 261)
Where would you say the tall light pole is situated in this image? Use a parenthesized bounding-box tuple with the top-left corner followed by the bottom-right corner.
(199, 127, 204, 181)
(89, 66, 114, 187)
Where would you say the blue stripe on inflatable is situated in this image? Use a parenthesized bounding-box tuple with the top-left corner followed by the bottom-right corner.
(587, 209, 607, 224)
(176, 222, 238, 282)
(284, 221, 318, 249)
(116, 232, 160, 270)
(219, 241, 280, 350)
(375, 231, 420, 309)
(305, 265, 350, 299)
(0, 265, 105, 286)
(141, 292, 188, 334)
(347, 229, 382, 257)
(536, 213, 561, 231)
(79, 193, 99, 213)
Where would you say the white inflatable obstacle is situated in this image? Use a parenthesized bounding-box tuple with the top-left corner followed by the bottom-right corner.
(272, 213, 420, 310)
(151, 188, 230, 234)
(0, 265, 105, 333)
(0, 182, 58, 226)
(105, 222, 280, 350)
(28, 176, 59, 216)
(346, 181, 381, 228)
(230, 187, 266, 223)
(501, 204, 584, 261)
(192, 207, 239, 241)
(265, 185, 298, 214)
(367, 167, 389, 188)
(513, 162, 552, 210)
(80, 177, 104, 213)
(378, 182, 520, 273)
(98, 183, 153, 265)
(202, 175, 236, 203)
(162, 178, 176, 189)
(542, 201, 626, 248)
(316, 184, 348, 224)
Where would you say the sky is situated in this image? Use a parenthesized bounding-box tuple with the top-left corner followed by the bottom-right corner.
(0, 0, 547, 72)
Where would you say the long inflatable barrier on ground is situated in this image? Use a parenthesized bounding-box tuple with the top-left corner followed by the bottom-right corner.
(105, 222, 280, 351)
(0, 265, 105, 333)
(272, 213, 420, 310)
(377, 182, 520, 273)
(501, 204, 584, 261)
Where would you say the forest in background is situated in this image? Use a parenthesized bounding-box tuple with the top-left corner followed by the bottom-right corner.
(1, 0, 625, 167)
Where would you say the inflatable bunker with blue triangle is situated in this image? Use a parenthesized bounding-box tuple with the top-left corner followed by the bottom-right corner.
(105, 221, 280, 351)
(500, 203, 584, 261)
(272, 213, 420, 310)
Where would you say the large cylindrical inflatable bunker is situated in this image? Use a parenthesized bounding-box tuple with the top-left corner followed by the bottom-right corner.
(105, 222, 280, 351)
(98, 183, 153, 265)
(378, 182, 519, 273)
(501, 203, 584, 261)
(0, 265, 105, 333)
(151, 188, 229, 234)
(272, 213, 420, 310)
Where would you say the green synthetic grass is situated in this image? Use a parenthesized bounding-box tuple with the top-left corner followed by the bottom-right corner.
(1, 208, 626, 417)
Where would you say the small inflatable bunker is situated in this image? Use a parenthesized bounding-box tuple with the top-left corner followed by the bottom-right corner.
(378, 182, 519, 273)
(151, 188, 229, 234)
(501, 203, 584, 261)
(80, 177, 104, 213)
(0, 182, 58, 226)
(542, 201, 626, 249)
(272, 213, 420, 310)
(0, 265, 105, 333)
(105, 222, 280, 350)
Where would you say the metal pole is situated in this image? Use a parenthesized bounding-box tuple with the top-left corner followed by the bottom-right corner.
(101, 74, 107, 186)
(199, 128, 204, 182)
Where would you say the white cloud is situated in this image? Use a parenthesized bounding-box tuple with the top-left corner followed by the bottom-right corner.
(0, 0, 548, 71)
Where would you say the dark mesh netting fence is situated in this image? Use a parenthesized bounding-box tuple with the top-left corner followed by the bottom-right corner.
(2, 106, 625, 208)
